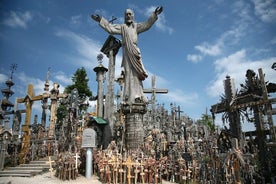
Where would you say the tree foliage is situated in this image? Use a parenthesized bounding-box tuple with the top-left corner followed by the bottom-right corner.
(63, 67, 92, 113)
(64, 67, 92, 98)
(198, 113, 215, 132)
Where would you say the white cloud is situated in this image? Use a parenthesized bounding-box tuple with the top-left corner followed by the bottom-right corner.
(166, 89, 199, 106)
(187, 54, 203, 63)
(207, 49, 276, 97)
(2, 11, 33, 29)
(16, 72, 45, 95)
(14, 71, 68, 113)
(271, 37, 276, 44)
(187, 1, 253, 64)
(55, 29, 102, 68)
(55, 29, 125, 86)
(195, 42, 222, 56)
(252, 0, 276, 23)
(143, 73, 168, 89)
(70, 14, 82, 27)
(144, 6, 174, 35)
(0, 74, 8, 84)
(53, 71, 72, 85)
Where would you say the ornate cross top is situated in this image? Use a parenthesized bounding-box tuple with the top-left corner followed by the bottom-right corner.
(124, 156, 140, 184)
(9, 63, 17, 80)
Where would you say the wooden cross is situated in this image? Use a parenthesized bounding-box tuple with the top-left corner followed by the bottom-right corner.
(144, 75, 168, 115)
(133, 160, 140, 184)
(17, 84, 44, 129)
(17, 84, 44, 163)
(108, 155, 119, 184)
(139, 159, 145, 184)
(123, 156, 139, 184)
(118, 155, 125, 184)
(46, 156, 55, 178)
(175, 105, 183, 121)
(48, 83, 67, 138)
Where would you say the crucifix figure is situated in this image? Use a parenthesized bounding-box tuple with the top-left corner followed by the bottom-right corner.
(91, 7, 163, 105)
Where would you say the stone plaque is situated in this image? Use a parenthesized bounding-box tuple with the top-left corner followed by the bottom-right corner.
(81, 128, 96, 148)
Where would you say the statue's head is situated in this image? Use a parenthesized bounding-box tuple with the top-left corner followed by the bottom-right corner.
(125, 9, 134, 25)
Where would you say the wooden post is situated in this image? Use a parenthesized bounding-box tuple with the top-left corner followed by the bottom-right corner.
(258, 68, 276, 141)
(101, 35, 121, 135)
(140, 159, 145, 184)
(118, 155, 124, 184)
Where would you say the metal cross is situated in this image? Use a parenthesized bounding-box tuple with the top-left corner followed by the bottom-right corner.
(109, 16, 117, 24)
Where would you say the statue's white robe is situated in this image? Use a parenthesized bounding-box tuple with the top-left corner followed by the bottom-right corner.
(99, 13, 158, 104)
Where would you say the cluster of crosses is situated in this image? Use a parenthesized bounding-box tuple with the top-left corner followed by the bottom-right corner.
(0, 60, 275, 184)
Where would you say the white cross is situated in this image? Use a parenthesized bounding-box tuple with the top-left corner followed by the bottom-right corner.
(74, 152, 80, 169)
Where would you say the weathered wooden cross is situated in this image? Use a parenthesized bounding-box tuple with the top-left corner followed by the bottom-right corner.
(123, 156, 140, 184)
(17, 84, 45, 164)
(143, 75, 168, 114)
(48, 83, 67, 138)
(46, 156, 55, 178)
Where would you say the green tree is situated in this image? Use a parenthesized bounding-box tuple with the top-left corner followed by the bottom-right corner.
(198, 113, 215, 132)
(64, 67, 92, 112)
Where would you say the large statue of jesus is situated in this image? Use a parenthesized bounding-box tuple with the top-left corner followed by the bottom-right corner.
(92, 7, 163, 105)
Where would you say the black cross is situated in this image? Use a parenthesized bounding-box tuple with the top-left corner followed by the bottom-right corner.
(109, 16, 117, 24)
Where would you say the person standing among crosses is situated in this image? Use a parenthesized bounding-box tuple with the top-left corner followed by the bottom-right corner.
(91, 6, 163, 105)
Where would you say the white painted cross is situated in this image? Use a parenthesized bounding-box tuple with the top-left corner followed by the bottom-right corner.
(74, 152, 80, 169)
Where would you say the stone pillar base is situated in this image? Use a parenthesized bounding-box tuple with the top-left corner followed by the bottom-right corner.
(122, 103, 147, 150)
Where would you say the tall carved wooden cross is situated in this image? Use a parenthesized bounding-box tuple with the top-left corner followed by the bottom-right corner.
(17, 84, 43, 128)
(48, 82, 67, 138)
(17, 84, 44, 164)
(143, 75, 168, 114)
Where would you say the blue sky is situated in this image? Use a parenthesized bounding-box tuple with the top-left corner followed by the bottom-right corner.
(0, 0, 275, 131)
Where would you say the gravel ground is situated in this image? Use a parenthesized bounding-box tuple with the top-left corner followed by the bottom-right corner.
(0, 171, 174, 184)
(0, 171, 101, 184)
